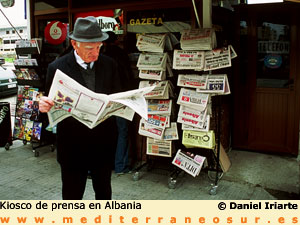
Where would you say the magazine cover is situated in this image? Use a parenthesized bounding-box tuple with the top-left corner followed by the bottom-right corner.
(32, 122, 42, 142)
(24, 120, 34, 141)
(13, 117, 26, 139)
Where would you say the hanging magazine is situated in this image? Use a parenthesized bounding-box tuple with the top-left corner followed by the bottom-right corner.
(180, 28, 217, 50)
(172, 149, 206, 177)
(172, 50, 204, 70)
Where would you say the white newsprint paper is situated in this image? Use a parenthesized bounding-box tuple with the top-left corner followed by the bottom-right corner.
(47, 69, 155, 129)
(177, 88, 209, 111)
(172, 149, 206, 177)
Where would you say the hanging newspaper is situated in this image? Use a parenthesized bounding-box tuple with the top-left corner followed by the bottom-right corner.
(172, 50, 205, 70)
(138, 119, 165, 139)
(229, 45, 237, 59)
(142, 114, 169, 129)
(178, 115, 210, 131)
(137, 52, 168, 71)
(163, 122, 179, 140)
(204, 46, 231, 71)
(196, 74, 231, 95)
(177, 74, 208, 89)
(147, 99, 172, 115)
(182, 130, 215, 149)
(178, 105, 207, 123)
(180, 28, 217, 50)
(172, 149, 206, 177)
(136, 33, 166, 53)
(47, 69, 155, 129)
(177, 88, 209, 111)
(139, 80, 170, 99)
(139, 69, 166, 81)
(146, 137, 172, 157)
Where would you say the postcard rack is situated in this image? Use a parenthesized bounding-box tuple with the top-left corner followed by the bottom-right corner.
(12, 39, 55, 157)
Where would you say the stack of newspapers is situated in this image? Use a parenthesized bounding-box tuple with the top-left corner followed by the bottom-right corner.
(136, 33, 178, 53)
(136, 33, 179, 158)
(137, 52, 173, 81)
(180, 28, 217, 51)
(173, 27, 237, 72)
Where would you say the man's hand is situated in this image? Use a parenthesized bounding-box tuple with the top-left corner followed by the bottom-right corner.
(39, 96, 54, 113)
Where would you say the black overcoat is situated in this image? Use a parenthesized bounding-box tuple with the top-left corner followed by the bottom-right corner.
(45, 51, 122, 170)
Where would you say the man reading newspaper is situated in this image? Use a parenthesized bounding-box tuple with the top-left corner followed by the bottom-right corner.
(39, 16, 122, 200)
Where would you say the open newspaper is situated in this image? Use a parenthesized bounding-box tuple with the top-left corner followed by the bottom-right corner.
(47, 69, 155, 129)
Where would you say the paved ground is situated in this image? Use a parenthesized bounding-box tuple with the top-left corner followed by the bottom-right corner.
(0, 140, 299, 200)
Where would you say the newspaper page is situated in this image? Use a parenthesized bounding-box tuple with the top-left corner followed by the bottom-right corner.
(196, 74, 231, 95)
(139, 80, 169, 99)
(138, 119, 165, 139)
(172, 50, 205, 70)
(47, 69, 154, 129)
(172, 149, 206, 177)
(179, 115, 210, 132)
(163, 122, 179, 140)
(177, 74, 208, 89)
(180, 28, 217, 50)
(146, 137, 172, 157)
(204, 46, 231, 71)
(142, 114, 169, 129)
(178, 105, 207, 123)
(177, 88, 209, 111)
(229, 44, 237, 59)
(137, 52, 167, 70)
(182, 130, 215, 149)
(139, 69, 166, 81)
(136, 34, 166, 53)
(147, 99, 172, 115)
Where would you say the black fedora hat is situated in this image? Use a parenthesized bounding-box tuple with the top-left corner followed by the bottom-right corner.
(69, 16, 108, 42)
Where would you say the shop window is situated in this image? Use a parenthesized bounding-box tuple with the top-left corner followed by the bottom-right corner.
(256, 22, 290, 88)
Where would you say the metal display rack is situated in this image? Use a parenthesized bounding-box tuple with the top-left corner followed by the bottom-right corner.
(9, 40, 55, 157)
